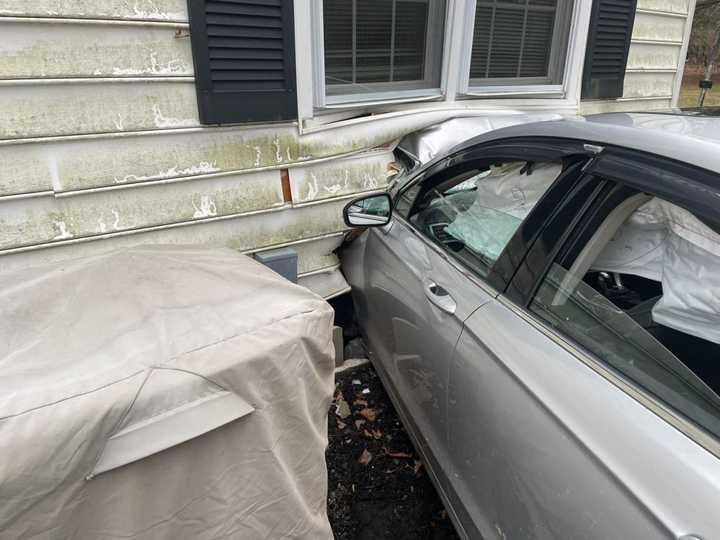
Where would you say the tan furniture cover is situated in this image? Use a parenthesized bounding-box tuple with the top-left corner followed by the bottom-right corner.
(0, 246, 335, 540)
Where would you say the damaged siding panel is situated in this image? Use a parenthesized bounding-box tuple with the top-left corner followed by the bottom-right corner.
(0, 126, 302, 197)
(286, 234, 345, 275)
(0, 171, 284, 250)
(298, 269, 350, 300)
(0, 123, 404, 198)
(0, 0, 188, 21)
(0, 197, 349, 272)
(0, 81, 198, 140)
(0, 21, 192, 79)
(289, 150, 394, 204)
(0, 108, 475, 197)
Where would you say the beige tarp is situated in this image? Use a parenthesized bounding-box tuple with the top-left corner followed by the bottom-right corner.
(0, 246, 335, 540)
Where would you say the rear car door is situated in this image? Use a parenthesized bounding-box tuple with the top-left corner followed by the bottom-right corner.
(343, 138, 591, 513)
(446, 146, 720, 539)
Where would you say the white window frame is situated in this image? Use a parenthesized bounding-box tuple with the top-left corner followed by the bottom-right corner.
(294, 1, 593, 126)
(457, 0, 575, 98)
(311, 0, 452, 108)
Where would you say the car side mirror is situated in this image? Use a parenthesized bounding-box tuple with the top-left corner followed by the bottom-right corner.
(343, 193, 392, 227)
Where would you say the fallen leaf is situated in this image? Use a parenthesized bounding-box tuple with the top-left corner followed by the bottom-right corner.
(335, 395, 351, 419)
(337, 420, 347, 430)
(362, 429, 374, 438)
(358, 449, 372, 466)
(354, 419, 366, 430)
(383, 448, 413, 459)
(358, 408, 377, 422)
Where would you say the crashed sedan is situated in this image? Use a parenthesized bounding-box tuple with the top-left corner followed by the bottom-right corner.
(341, 113, 720, 540)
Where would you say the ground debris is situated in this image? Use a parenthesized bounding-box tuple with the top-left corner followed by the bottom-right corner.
(327, 363, 459, 540)
(358, 448, 373, 466)
(334, 392, 352, 419)
(358, 407, 377, 422)
(383, 448, 414, 459)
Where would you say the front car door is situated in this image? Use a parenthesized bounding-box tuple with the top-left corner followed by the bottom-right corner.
(343, 137, 593, 533)
(446, 144, 720, 539)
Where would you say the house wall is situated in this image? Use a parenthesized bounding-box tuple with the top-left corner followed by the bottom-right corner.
(580, 0, 695, 114)
(0, 0, 695, 298)
(0, 1, 401, 299)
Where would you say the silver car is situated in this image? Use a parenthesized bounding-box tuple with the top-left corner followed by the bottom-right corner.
(340, 113, 720, 540)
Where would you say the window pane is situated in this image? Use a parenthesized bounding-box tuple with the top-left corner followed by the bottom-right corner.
(324, 0, 354, 85)
(487, 7, 524, 78)
(394, 1, 429, 81)
(470, 0, 569, 85)
(531, 263, 720, 439)
(409, 161, 562, 276)
(520, 9, 555, 77)
(323, 0, 445, 97)
(355, 0, 393, 83)
(529, 194, 720, 441)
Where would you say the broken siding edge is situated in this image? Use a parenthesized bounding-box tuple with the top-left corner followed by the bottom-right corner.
(291, 188, 387, 208)
(248, 232, 345, 257)
(297, 262, 342, 278)
(0, 124, 296, 147)
(15, 147, 393, 200)
(0, 193, 357, 257)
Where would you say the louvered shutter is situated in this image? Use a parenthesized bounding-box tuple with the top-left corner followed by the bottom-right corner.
(581, 0, 637, 100)
(187, 0, 297, 124)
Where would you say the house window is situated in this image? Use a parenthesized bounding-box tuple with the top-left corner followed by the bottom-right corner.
(468, 0, 573, 90)
(312, 0, 576, 109)
(319, 0, 446, 104)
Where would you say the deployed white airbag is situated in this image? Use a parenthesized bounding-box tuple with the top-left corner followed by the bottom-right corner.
(441, 160, 720, 345)
(0, 246, 336, 540)
(594, 198, 720, 345)
(444, 162, 561, 262)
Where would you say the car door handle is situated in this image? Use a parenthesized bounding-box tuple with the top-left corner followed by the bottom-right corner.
(424, 280, 457, 315)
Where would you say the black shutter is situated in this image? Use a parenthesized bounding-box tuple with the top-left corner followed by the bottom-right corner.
(581, 0, 637, 100)
(187, 0, 297, 124)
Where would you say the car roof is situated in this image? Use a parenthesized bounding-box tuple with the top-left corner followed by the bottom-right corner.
(458, 112, 720, 175)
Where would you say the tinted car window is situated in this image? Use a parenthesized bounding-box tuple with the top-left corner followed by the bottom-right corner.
(408, 160, 562, 277)
(529, 195, 720, 440)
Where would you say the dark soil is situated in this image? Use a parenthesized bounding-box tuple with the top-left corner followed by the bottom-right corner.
(326, 363, 460, 540)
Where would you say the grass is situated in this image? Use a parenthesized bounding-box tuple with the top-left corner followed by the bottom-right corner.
(678, 70, 720, 108)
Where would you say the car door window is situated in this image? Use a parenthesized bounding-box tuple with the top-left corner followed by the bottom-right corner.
(407, 160, 562, 277)
(529, 192, 720, 440)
